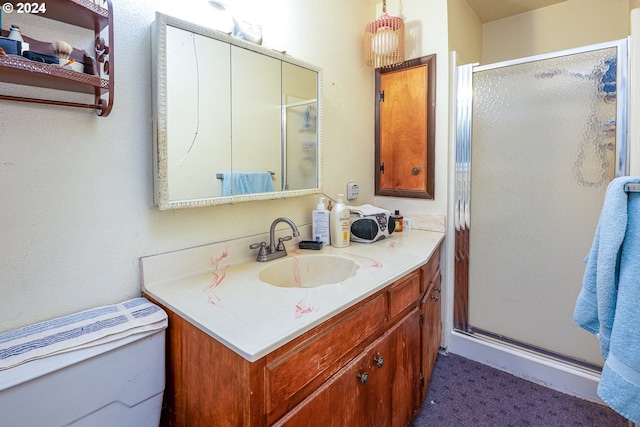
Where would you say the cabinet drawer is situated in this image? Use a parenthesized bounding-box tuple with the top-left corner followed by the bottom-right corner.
(388, 270, 420, 319)
(265, 294, 386, 413)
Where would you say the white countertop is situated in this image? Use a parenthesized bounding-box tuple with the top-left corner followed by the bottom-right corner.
(141, 229, 444, 362)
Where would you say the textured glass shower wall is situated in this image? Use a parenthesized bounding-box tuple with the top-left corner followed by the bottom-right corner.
(461, 41, 627, 368)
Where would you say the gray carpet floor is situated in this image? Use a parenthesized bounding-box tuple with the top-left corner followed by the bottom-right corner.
(411, 353, 629, 427)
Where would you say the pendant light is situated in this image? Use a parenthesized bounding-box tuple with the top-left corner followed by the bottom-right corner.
(364, 0, 405, 69)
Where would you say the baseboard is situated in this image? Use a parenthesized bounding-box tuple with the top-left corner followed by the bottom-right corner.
(447, 330, 603, 404)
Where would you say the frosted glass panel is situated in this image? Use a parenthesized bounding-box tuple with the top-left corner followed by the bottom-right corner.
(284, 102, 317, 191)
(468, 47, 618, 367)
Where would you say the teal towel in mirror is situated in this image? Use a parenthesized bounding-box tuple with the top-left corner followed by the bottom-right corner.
(221, 171, 274, 196)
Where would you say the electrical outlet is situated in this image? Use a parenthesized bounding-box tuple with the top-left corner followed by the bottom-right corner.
(346, 182, 359, 200)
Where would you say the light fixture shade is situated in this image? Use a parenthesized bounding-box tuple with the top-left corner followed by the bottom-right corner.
(365, 9, 405, 69)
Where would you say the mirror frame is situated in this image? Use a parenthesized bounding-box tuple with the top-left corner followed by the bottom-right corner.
(152, 12, 323, 209)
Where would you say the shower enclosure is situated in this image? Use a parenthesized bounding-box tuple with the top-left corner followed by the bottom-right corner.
(454, 40, 628, 369)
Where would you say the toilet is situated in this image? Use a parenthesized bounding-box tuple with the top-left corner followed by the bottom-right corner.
(0, 298, 167, 427)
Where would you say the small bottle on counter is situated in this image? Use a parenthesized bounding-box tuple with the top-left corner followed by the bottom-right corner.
(392, 210, 404, 232)
(312, 196, 330, 245)
(330, 194, 350, 247)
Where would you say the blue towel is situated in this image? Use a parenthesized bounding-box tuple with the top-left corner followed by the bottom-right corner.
(574, 176, 640, 424)
(221, 171, 274, 196)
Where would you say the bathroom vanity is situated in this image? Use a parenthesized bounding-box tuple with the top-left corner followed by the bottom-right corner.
(141, 230, 443, 427)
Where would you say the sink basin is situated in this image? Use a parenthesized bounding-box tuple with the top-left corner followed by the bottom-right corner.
(259, 255, 359, 288)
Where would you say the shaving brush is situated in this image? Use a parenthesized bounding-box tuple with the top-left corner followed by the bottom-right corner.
(51, 40, 72, 60)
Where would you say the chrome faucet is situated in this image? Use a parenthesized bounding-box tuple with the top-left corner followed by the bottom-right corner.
(250, 217, 300, 262)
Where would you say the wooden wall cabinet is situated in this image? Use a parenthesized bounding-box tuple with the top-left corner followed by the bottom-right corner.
(375, 54, 436, 199)
(149, 243, 442, 427)
(0, 0, 114, 116)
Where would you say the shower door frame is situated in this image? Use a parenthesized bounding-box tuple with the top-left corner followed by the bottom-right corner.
(453, 39, 629, 368)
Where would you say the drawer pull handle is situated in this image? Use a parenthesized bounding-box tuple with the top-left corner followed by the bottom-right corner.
(357, 372, 369, 385)
(374, 355, 384, 368)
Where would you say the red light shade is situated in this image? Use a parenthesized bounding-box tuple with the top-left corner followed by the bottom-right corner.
(364, 2, 405, 69)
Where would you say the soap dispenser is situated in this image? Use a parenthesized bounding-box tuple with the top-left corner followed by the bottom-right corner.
(312, 196, 330, 245)
(330, 194, 350, 248)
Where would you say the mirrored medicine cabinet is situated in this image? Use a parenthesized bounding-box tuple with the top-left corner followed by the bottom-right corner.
(152, 12, 322, 209)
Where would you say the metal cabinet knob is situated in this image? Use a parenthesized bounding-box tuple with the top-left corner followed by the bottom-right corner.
(374, 355, 384, 368)
(357, 372, 369, 385)
(411, 167, 420, 175)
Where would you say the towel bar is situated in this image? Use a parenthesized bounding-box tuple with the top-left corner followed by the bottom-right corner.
(623, 183, 640, 193)
(216, 171, 275, 179)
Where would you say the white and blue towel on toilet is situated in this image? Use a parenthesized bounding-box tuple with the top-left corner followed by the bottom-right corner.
(0, 297, 167, 370)
(574, 176, 640, 424)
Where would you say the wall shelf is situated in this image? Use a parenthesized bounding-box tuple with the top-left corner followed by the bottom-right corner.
(0, 0, 114, 116)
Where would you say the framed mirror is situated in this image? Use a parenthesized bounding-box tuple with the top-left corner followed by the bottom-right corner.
(375, 54, 435, 199)
(152, 12, 322, 209)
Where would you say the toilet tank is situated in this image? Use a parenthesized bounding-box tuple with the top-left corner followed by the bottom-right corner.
(0, 301, 167, 427)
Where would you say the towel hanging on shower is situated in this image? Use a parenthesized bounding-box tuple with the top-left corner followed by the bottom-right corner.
(574, 176, 640, 424)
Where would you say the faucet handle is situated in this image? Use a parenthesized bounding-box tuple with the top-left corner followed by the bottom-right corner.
(250, 241, 267, 249)
(250, 241, 268, 261)
(276, 236, 292, 251)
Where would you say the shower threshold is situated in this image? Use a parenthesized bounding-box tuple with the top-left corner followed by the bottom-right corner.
(465, 326, 603, 374)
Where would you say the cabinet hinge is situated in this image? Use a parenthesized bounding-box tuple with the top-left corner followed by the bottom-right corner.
(379, 90, 385, 102)
(379, 162, 385, 173)
(419, 312, 424, 326)
(419, 373, 425, 388)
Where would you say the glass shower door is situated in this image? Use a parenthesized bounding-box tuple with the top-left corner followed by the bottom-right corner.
(457, 40, 628, 369)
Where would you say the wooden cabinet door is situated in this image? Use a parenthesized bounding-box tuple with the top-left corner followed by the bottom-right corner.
(390, 308, 422, 427)
(274, 330, 394, 427)
(375, 55, 436, 199)
(379, 66, 426, 192)
(420, 271, 442, 402)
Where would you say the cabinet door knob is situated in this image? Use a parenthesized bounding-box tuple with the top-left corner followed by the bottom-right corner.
(357, 372, 369, 385)
(374, 355, 384, 368)
(411, 167, 420, 175)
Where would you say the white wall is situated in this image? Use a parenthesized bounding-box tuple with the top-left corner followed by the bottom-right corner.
(0, 0, 451, 332)
(447, 0, 482, 65)
(2, 0, 418, 331)
(483, 0, 630, 64)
